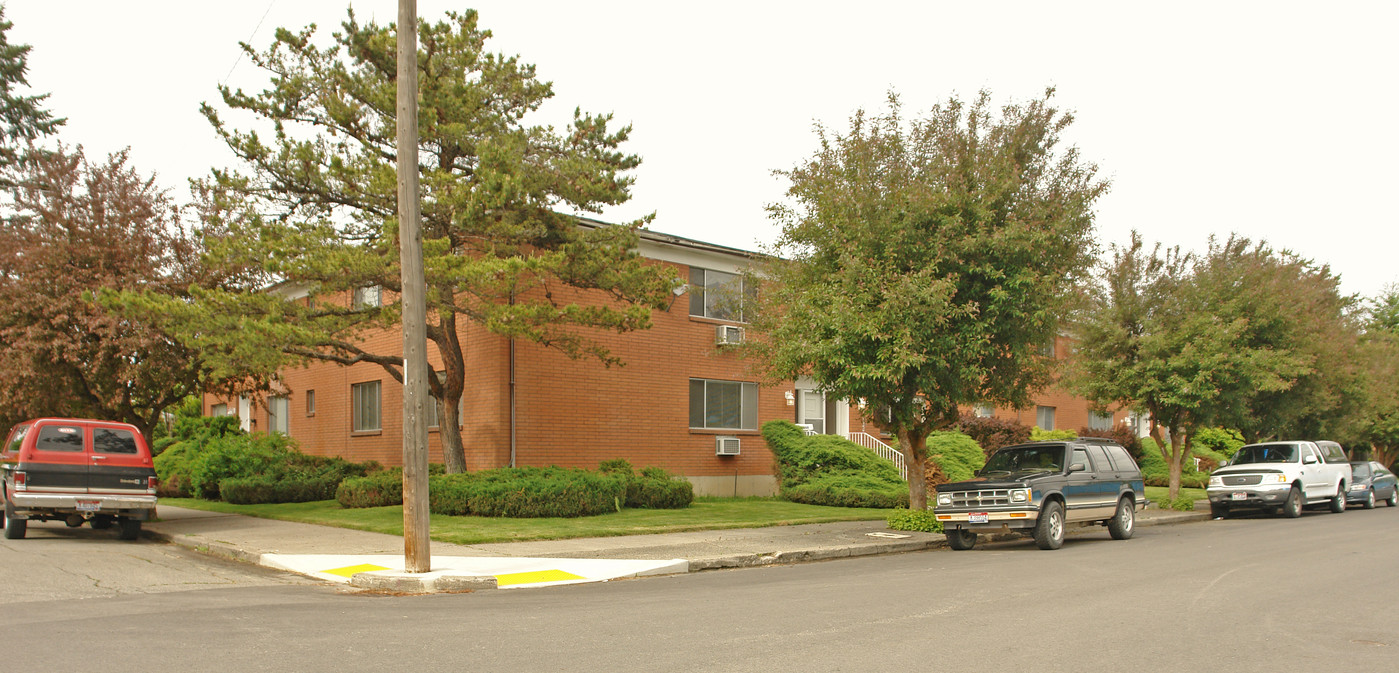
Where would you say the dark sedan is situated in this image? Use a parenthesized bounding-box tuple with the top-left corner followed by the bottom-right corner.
(1346, 461, 1399, 509)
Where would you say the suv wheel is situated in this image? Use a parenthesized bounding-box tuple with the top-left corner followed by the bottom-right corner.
(1108, 497, 1135, 540)
(118, 518, 141, 541)
(3, 508, 25, 540)
(1210, 502, 1229, 519)
(1282, 486, 1303, 518)
(946, 528, 977, 551)
(1033, 500, 1065, 550)
(1329, 486, 1347, 514)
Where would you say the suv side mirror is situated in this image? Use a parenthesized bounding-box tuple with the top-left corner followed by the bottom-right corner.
(1303, 454, 1318, 465)
(1068, 463, 1086, 473)
(1218, 460, 1229, 467)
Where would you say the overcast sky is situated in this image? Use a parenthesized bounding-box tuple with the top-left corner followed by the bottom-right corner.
(8, 1, 1396, 299)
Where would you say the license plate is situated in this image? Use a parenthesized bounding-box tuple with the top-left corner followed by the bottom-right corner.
(968, 512, 989, 524)
(76, 500, 101, 511)
(1231, 492, 1247, 501)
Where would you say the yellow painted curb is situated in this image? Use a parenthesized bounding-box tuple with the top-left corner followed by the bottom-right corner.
(494, 569, 585, 587)
(322, 563, 391, 578)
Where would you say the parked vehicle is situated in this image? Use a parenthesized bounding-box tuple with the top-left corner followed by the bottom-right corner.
(933, 439, 1146, 551)
(1206, 441, 1351, 519)
(1, 418, 158, 540)
(1346, 461, 1399, 509)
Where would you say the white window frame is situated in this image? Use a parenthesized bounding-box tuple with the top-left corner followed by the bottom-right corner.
(352, 381, 382, 432)
(1036, 405, 1056, 431)
(974, 404, 995, 418)
(353, 285, 382, 309)
(1088, 410, 1113, 431)
(306, 389, 316, 416)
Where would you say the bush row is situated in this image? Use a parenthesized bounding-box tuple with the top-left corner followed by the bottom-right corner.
(154, 416, 376, 503)
(336, 460, 694, 516)
(762, 420, 909, 509)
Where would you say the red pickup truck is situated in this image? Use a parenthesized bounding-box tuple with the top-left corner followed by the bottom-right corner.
(1, 418, 158, 540)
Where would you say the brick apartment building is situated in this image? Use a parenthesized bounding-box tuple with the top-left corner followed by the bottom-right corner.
(207, 225, 1129, 496)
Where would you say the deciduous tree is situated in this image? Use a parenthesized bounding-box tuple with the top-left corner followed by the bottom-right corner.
(0, 147, 215, 439)
(153, 9, 674, 472)
(752, 90, 1106, 510)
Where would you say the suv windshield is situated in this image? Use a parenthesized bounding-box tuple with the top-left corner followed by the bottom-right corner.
(1232, 444, 1298, 464)
(981, 446, 1064, 476)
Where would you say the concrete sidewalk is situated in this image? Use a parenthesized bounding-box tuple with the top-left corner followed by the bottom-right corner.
(143, 504, 1209, 593)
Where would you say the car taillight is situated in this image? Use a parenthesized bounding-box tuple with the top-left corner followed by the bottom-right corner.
(13, 471, 26, 490)
(147, 475, 159, 493)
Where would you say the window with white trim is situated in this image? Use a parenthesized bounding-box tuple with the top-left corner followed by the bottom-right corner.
(353, 285, 382, 309)
(1036, 405, 1056, 430)
(352, 381, 382, 432)
(211, 403, 229, 417)
(974, 404, 995, 418)
(689, 379, 758, 430)
(306, 390, 316, 416)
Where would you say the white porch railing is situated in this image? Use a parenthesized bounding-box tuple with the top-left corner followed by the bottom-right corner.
(845, 432, 907, 481)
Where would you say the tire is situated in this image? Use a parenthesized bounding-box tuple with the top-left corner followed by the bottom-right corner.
(1388, 488, 1399, 507)
(118, 518, 141, 541)
(90, 515, 114, 529)
(946, 528, 977, 551)
(3, 511, 26, 540)
(1363, 490, 1376, 510)
(1282, 486, 1303, 518)
(1108, 497, 1135, 540)
(1329, 486, 1347, 513)
(1033, 500, 1065, 550)
(1210, 502, 1229, 519)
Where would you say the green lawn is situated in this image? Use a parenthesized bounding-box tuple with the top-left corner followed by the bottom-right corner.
(158, 496, 894, 545)
(1144, 486, 1207, 503)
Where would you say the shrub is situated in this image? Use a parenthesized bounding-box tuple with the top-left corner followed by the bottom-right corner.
(152, 436, 180, 457)
(956, 414, 1031, 456)
(886, 507, 942, 533)
(429, 467, 626, 518)
(925, 431, 986, 487)
(337, 470, 404, 508)
(219, 473, 342, 505)
(762, 420, 907, 508)
(1076, 424, 1142, 458)
(186, 432, 301, 499)
(1030, 427, 1078, 442)
(1154, 495, 1196, 511)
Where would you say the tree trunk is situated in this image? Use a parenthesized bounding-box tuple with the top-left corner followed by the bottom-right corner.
(898, 428, 930, 510)
(437, 395, 467, 473)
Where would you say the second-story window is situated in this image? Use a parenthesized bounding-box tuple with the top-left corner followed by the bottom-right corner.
(689, 267, 749, 322)
(353, 285, 382, 309)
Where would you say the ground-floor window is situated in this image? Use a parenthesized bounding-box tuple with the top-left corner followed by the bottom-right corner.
(352, 381, 382, 432)
(1088, 410, 1113, 431)
(268, 395, 290, 435)
(1036, 405, 1056, 430)
(689, 378, 758, 430)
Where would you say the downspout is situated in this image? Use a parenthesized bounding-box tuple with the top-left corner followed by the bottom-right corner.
(509, 291, 517, 468)
(509, 335, 517, 468)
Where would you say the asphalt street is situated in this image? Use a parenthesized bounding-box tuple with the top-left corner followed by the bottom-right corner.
(3, 507, 1395, 673)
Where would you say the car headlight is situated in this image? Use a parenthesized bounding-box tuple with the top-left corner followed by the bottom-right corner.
(1208, 476, 1223, 487)
(1010, 488, 1030, 503)
(936, 493, 952, 506)
(1269, 474, 1287, 484)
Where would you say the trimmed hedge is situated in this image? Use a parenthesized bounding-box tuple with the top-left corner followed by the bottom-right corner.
(219, 474, 342, 505)
(927, 431, 985, 484)
(428, 467, 626, 518)
(1030, 428, 1078, 442)
(598, 460, 695, 509)
(762, 420, 908, 509)
(337, 470, 404, 509)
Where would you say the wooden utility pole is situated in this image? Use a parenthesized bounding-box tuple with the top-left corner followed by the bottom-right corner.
(397, 0, 431, 573)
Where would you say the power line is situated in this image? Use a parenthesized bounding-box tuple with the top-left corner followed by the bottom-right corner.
(221, 0, 278, 86)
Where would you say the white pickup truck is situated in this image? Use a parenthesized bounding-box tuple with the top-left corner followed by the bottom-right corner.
(1206, 440, 1352, 519)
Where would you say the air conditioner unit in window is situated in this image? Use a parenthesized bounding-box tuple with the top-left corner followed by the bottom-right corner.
(715, 324, 744, 346)
(716, 436, 741, 456)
